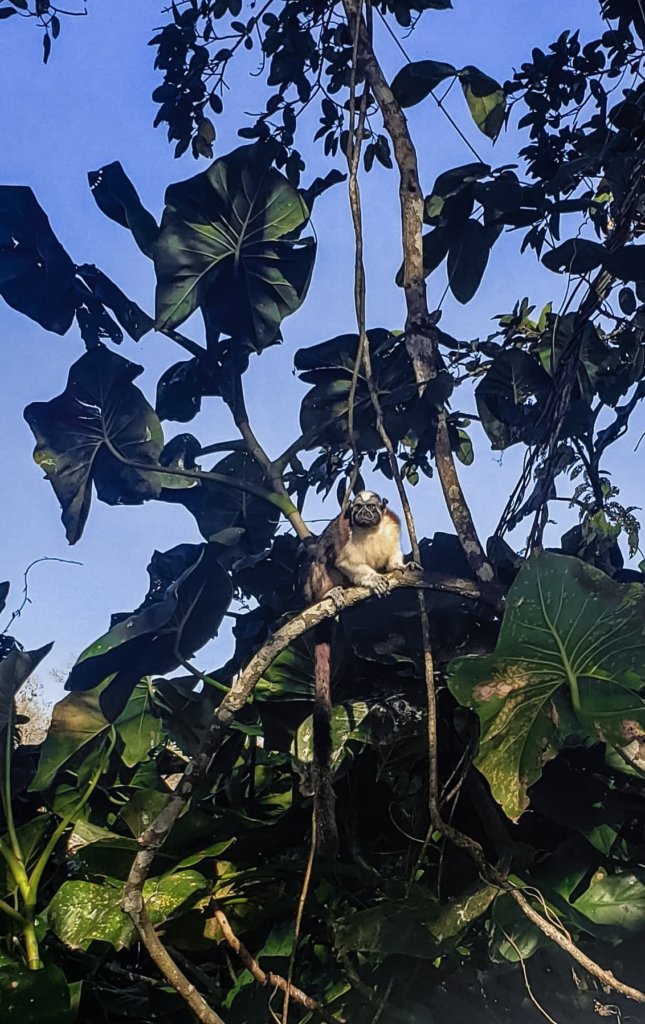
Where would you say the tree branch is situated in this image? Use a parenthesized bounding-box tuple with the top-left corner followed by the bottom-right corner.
(122, 571, 480, 1017)
(213, 903, 342, 1023)
(341, 0, 494, 587)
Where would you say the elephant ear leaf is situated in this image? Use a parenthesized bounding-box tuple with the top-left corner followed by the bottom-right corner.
(448, 552, 645, 820)
(24, 345, 164, 544)
(154, 143, 315, 352)
(0, 186, 76, 334)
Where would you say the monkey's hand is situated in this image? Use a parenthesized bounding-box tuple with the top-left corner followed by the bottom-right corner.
(404, 560, 423, 573)
(353, 567, 390, 597)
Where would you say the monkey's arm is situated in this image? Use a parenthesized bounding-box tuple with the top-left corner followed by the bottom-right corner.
(334, 553, 390, 596)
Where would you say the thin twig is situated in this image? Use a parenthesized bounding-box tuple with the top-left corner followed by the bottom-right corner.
(213, 903, 342, 1024)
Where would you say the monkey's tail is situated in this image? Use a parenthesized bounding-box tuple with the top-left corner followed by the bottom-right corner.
(313, 620, 339, 857)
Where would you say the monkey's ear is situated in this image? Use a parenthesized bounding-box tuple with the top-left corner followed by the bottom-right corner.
(381, 497, 388, 508)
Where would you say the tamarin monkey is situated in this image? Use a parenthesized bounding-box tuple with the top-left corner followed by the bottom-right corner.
(304, 490, 413, 855)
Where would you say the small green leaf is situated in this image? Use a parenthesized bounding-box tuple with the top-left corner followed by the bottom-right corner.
(390, 60, 456, 108)
(572, 871, 645, 932)
(459, 66, 505, 139)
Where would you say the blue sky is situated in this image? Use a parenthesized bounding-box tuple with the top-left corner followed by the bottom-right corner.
(1, 0, 642, 692)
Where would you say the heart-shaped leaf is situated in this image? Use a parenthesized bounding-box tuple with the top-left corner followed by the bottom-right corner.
(295, 329, 433, 450)
(24, 345, 164, 543)
(448, 552, 645, 820)
(0, 186, 76, 333)
(154, 143, 315, 352)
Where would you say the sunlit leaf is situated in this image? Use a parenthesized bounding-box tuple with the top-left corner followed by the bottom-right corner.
(448, 552, 645, 820)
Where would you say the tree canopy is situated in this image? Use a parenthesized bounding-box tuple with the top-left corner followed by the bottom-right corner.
(2, 1, 645, 1022)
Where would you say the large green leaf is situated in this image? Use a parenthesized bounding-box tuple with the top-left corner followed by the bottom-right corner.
(65, 542, 232, 719)
(154, 143, 315, 351)
(572, 870, 645, 932)
(0, 186, 76, 334)
(448, 552, 645, 820)
(475, 349, 552, 450)
(390, 59, 456, 108)
(24, 345, 164, 543)
(88, 161, 159, 258)
(0, 963, 74, 1023)
(47, 871, 207, 951)
(114, 679, 163, 767)
(459, 66, 506, 139)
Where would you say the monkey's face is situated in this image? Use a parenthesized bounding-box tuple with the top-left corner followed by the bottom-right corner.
(349, 491, 386, 529)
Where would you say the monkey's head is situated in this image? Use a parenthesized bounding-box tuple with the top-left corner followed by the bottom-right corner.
(348, 490, 388, 529)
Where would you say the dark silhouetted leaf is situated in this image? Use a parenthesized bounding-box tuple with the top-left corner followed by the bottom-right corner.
(161, 452, 280, 556)
(24, 346, 164, 543)
(0, 643, 53, 737)
(76, 264, 154, 341)
(476, 349, 552, 449)
(605, 244, 645, 282)
(88, 162, 159, 258)
(391, 59, 456, 108)
(618, 286, 637, 315)
(65, 543, 232, 718)
(542, 238, 606, 274)
(0, 964, 73, 1023)
(447, 219, 491, 303)
(154, 143, 315, 352)
(0, 186, 75, 333)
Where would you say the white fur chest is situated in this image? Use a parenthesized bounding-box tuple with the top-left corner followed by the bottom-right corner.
(348, 516, 399, 570)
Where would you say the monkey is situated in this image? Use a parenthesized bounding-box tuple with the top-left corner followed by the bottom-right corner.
(304, 490, 413, 856)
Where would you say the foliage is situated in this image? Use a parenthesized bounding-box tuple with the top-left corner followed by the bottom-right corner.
(2, 0, 645, 1022)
